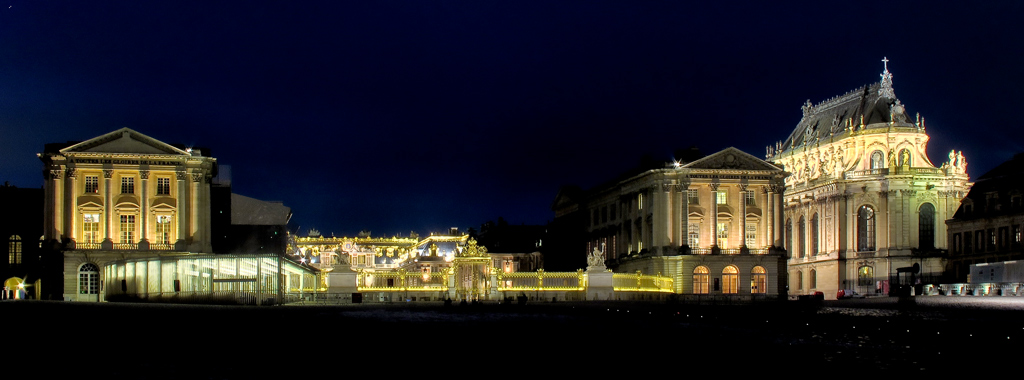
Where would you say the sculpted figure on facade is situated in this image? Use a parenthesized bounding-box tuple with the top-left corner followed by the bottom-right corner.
(586, 247, 606, 270)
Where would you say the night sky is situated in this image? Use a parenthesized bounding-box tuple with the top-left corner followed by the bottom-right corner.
(2, 2, 1023, 237)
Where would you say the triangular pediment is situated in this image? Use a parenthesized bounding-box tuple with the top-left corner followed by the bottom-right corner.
(683, 147, 782, 172)
(60, 128, 189, 155)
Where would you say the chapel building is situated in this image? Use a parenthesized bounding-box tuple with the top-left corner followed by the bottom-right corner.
(767, 60, 971, 299)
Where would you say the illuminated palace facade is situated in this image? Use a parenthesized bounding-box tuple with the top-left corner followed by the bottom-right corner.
(39, 128, 316, 302)
(767, 61, 971, 299)
(295, 230, 542, 280)
(554, 148, 789, 297)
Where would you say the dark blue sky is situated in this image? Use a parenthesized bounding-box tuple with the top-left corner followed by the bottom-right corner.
(2, 1, 1023, 237)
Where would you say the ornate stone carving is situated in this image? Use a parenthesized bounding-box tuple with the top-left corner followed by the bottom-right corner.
(176, 171, 187, 181)
(900, 189, 917, 197)
(65, 167, 77, 178)
(49, 169, 63, 179)
(103, 169, 113, 179)
(191, 173, 203, 183)
(878, 57, 895, 99)
(139, 170, 149, 180)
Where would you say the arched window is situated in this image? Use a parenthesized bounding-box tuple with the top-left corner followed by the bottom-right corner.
(722, 265, 739, 294)
(858, 266, 874, 287)
(7, 235, 21, 265)
(919, 203, 935, 250)
(858, 205, 876, 252)
(870, 151, 884, 170)
(798, 216, 806, 258)
(751, 266, 767, 294)
(809, 269, 817, 289)
(810, 213, 819, 256)
(785, 218, 793, 254)
(693, 266, 709, 294)
(795, 270, 803, 290)
(79, 263, 99, 295)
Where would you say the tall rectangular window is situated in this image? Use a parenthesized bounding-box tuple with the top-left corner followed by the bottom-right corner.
(745, 190, 756, 206)
(688, 223, 700, 247)
(746, 223, 756, 247)
(716, 190, 727, 205)
(121, 177, 135, 194)
(8, 235, 21, 266)
(85, 176, 99, 193)
(717, 223, 728, 247)
(156, 215, 172, 245)
(687, 189, 699, 205)
(83, 213, 100, 244)
(157, 177, 171, 195)
(120, 215, 136, 243)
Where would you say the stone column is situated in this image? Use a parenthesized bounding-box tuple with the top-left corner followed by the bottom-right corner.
(102, 169, 113, 249)
(763, 185, 772, 248)
(680, 182, 690, 250)
(176, 170, 187, 250)
(140, 170, 150, 248)
(739, 184, 748, 250)
(64, 167, 75, 242)
(709, 183, 719, 249)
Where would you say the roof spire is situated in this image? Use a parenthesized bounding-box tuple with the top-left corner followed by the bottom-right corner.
(878, 57, 895, 99)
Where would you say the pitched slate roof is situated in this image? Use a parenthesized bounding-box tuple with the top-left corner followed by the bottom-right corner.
(231, 193, 292, 225)
(778, 72, 914, 154)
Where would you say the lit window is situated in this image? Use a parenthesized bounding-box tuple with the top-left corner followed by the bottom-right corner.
(687, 189, 699, 205)
(121, 176, 135, 194)
(157, 177, 171, 196)
(8, 235, 21, 265)
(716, 190, 727, 205)
(858, 266, 873, 286)
(156, 215, 172, 245)
(688, 223, 700, 247)
(120, 215, 136, 243)
(750, 266, 766, 294)
(746, 223, 756, 247)
(637, 193, 643, 210)
(717, 223, 728, 247)
(692, 266, 709, 294)
(79, 263, 99, 295)
(722, 265, 738, 294)
(82, 213, 100, 244)
(85, 176, 99, 193)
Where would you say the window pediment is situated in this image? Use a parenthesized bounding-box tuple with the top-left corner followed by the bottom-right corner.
(77, 198, 104, 209)
(151, 197, 177, 209)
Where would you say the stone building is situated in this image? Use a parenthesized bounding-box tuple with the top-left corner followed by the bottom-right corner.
(39, 128, 218, 301)
(946, 153, 1024, 282)
(767, 59, 971, 299)
(553, 147, 789, 298)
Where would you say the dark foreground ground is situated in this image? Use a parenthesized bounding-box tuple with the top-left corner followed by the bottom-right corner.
(6, 296, 1021, 376)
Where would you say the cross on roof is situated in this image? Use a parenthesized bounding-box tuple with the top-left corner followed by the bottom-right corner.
(882, 57, 889, 72)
